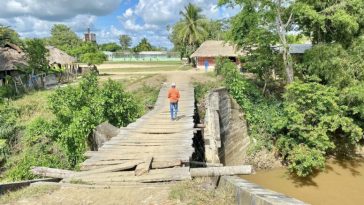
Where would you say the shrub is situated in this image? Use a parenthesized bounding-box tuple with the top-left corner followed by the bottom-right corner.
(276, 81, 362, 176)
(3, 117, 70, 181)
(101, 79, 142, 127)
(217, 59, 283, 153)
(48, 73, 142, 167)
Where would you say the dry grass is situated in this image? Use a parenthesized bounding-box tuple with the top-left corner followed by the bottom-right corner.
(169, 178, 235, 205)
(0, 184, 60, 204)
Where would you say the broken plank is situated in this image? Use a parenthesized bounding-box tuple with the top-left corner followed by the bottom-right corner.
(75, 160, 143, 177)
(135, 157, 153, 176)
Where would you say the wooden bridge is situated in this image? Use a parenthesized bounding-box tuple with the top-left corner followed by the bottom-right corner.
(60, 82, 196, 185)
(30, 77, 251, 187)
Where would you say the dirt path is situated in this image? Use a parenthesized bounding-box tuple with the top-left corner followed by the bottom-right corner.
(12, 70, 196, 205)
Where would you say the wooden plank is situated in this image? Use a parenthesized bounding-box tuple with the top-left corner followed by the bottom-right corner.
(152, 160, 182, 169)
(135, 157, 153, 176)
(75, 160, 143, 177)
(71, 168, 191, 184)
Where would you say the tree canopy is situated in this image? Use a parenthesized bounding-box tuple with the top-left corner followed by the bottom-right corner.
(24, 39, 49, 74)
(293, 0, 364, 47)
(99, 42, 121, 52)
(48, 24, 81, 54)
(0, 25, 22, 47)
(119, 34, 132, 50)
(133, 38, 155, 52)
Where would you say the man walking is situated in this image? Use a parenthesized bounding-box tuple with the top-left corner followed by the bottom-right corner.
(168, 83, 180, 120)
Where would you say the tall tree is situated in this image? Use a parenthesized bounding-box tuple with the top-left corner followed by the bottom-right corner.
(48, 24, 81, 54)
(133, 38, 154, 52)
(293, 0, 364, 47)
(24, 39, 49, 74)
(119, 34, 132, 50)
(219, 0, 295, 83)
(170, 3, 208, 60)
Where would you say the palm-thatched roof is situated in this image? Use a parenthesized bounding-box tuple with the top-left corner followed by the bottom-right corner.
(191, 40, 245, 58)
(0, 43, 27, 71)
(46, 46, 76, 65)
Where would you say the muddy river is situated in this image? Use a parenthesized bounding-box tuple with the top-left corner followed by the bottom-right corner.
(241, 158, 364, 205)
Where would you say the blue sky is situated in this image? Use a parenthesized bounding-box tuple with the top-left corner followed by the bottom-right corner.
(0, 0, 240, 48)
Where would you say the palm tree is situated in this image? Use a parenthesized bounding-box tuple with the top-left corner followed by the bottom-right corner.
(178, 3, 208, 59)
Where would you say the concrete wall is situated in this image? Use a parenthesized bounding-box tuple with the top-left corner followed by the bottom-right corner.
(219, 176, 309, 205)
(203, 88, 250, 165)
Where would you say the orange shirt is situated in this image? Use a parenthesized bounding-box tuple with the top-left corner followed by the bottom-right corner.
(168, 88, 180, 103)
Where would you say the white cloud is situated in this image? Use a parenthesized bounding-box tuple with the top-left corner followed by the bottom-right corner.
(117, 0, 240, 48)
(0, 0, 123, 21)
(123, 8, 133, 18)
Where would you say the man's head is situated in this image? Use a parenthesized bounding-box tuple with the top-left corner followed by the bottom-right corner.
(171, 82, 176, 88)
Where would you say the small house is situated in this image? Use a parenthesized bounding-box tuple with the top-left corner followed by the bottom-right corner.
(46, 46, 76, 68)
(0, 43, 27, 85)
(190, 40, 245, 69)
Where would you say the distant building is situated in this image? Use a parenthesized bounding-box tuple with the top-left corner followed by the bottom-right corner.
(190, 40, 245, 69)
(84, 28, 96, 43)
(272, 44, 312, 55)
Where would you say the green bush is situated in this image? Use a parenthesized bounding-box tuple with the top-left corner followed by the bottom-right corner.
(48, 73, 142, 167)
(4, 141, 69, 181)
(217, 59, 363, 177)
(276, 81, 362, 176)
(216, 59, 283, 153)
(101, 80, 142, 127)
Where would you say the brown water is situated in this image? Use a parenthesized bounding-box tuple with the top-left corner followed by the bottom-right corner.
(241, 158, 364, 205)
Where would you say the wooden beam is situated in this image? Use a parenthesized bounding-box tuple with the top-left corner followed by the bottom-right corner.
(31, 167, 75, 179)
(152, 160, 182, 169)
(190, 161, 223, 167)
(135, 157, 153, 176)
(190, 165, 253, 177)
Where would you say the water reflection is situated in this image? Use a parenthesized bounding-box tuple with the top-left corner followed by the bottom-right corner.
(241, 158, 364, 205)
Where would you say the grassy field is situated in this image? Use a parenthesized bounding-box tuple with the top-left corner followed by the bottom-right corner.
(103, 61, 182, 65)
(99, 65, 191, 73)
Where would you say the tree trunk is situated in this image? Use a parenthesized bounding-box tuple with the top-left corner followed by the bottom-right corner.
(276, 1, 294, 84)
(31, 167, 76, 179)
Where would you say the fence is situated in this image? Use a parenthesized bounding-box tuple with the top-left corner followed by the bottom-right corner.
(107, 52, 180, 62)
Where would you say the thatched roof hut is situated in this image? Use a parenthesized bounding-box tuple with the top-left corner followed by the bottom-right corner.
(0, 43, 27, 72)
(46, 46, 76, 65)
(191, 40, 245, 69)
(191, 40, 244, 58)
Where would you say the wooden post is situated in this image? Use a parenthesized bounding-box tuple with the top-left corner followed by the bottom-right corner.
(190, 165, 252, 177)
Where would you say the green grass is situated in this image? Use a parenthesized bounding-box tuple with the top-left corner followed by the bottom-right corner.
(0, 184, 60, 204)
(11, 90, 55, 126)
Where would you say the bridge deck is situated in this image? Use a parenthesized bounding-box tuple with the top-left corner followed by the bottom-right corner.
(71, 82, 195, 185)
